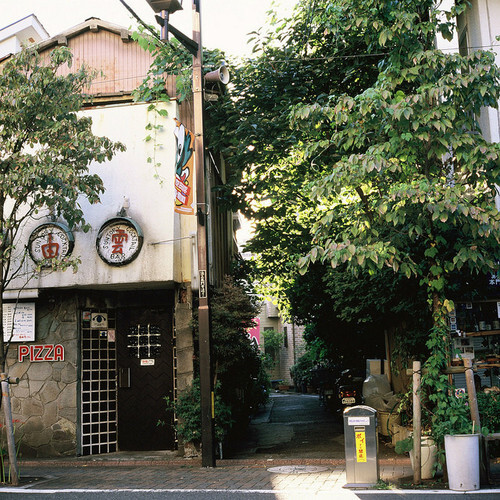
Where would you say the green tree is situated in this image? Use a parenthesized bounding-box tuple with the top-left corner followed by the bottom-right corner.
(209, 276, 266, 427)
(214, 0, 424, 365)
(190, 275, 267, 437)
(293, 0, 500, 443)
(0, 46, 124, 480)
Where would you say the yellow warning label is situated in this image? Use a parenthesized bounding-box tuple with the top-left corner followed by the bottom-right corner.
(355, 431, 367, 462)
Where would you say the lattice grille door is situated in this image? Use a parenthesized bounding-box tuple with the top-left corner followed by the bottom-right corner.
(80, 309, 118, 456)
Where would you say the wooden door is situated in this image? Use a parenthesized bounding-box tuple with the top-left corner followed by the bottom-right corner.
(116, 307, 174, 451)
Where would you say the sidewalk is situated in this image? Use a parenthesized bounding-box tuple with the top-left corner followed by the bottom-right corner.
(0, 453, 497, 496)
(0, 454, 412, 494)
(2, 394, 498, 496)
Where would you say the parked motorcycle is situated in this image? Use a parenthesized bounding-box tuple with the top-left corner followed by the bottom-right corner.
(332, 368, 364, 418)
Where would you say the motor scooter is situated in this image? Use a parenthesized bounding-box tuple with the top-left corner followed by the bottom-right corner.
(334, 368, 364, 418)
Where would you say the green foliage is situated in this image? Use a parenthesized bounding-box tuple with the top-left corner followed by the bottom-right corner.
(213, 1, 450, 362)
(159, 378, 233, 444)
(0, 46, 124, 364)
(0, 47, 125, 233)
(477, 392, 500, 433)
(131, 25, 232, 182)
(261, 329, 283, 369)
(131, 26, 191, 103)
(192, 276, 267, 431)
(290, 352, 316, 388)
(294, 1, 500, 287)
(210, 0, 500, 444)
(395, 436, 413, 455)
(287, 0, 500, 442)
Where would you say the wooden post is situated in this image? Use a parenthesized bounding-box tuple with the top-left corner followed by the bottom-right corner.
(412, 361, 421, 485)
(1, 373, 19, 485)
(384, 330, 392, 385)
(463, 358, 481, 430)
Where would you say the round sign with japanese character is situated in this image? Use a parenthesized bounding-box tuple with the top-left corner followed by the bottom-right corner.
(96, 217, 143, 266)
(28, 222, 74, 266)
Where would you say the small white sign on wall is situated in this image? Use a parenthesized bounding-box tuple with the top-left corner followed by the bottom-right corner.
(91, 313, 108, 329)
(2, 303, 35, 342)
(348, 416, 370, 426)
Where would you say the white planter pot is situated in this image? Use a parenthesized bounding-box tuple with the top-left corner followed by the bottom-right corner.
(409, 436, 437, 479)
(444, 434, 480, 491)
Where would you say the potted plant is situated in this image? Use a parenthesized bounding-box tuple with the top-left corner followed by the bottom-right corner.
(431, 393, 481, 491)
(395, 431, 437, 480)
(393, 392, 438, 480)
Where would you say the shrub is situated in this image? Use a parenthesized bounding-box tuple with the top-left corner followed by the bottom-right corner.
(159, 378, 233, 444)
(477, 392, 500, 433)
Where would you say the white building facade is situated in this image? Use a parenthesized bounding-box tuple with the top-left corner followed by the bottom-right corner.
(2, 18, 234, 457)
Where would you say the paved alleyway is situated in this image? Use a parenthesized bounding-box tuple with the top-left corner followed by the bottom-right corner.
(227, 392, 343, 459)
(227, 392, 400, 461)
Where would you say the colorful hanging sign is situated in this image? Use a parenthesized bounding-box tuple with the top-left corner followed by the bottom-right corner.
(173, 119, 195, 215)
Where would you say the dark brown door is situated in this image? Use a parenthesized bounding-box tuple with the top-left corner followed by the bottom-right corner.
(116, 307, 174, 450)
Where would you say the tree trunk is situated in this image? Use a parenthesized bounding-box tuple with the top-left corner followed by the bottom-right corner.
(1, 374, 19, 485)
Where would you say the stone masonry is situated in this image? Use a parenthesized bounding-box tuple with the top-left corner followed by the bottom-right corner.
(3, 295, 78, 458)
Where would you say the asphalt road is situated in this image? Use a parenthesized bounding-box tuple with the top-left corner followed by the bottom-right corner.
(228, 392, 346, 459)
(1, 488, 500, 499)
(1, 393, 498, 498)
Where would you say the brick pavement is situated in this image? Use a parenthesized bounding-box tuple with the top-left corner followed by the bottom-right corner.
(2, 456, 414, 493)
(0, 456, 499, 496)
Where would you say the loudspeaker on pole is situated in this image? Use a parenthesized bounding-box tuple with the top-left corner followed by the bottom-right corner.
(204, 64, 230, 85)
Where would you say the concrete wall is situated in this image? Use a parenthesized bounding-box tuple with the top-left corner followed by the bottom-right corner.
(7, 101, 191, 294)
(278, 323, 307, 386)
(0, 14, 49, 58)
(461, 0, 500, 144)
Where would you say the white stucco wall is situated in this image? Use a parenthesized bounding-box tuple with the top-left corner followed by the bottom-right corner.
(0, 15, 49, 58)
(8, 100, 195, 292)
(464, 0, 500, 144)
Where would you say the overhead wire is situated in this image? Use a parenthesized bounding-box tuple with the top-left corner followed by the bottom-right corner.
(83, 39, 500, 89)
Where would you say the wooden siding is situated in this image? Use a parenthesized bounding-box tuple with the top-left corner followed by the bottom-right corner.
(38, 24, 176, 98)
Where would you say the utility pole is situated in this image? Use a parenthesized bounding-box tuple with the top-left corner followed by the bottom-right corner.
(143, 0, 215, 467)
(191, 0, 216, 468)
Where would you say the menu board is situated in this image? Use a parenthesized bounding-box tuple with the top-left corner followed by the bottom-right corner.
(2, 303, 35, 342)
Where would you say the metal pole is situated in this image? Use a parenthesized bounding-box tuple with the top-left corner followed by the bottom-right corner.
(192, 0, 215, 467)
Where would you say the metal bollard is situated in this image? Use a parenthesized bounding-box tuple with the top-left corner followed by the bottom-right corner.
(343, 405, 379, 488)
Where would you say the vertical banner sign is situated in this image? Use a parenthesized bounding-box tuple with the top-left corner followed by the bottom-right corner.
(173, 119, 195, 215)
(199, 270, 207, 299)
(355, 430, 367, 463)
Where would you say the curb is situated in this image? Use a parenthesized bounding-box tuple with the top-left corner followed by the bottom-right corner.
(18, 456, 411, 468)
